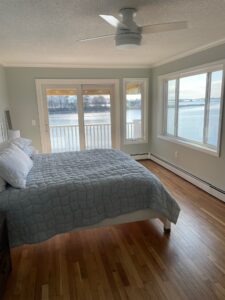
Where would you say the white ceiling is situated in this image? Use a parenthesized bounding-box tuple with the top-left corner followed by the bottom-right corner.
(1, 0, 225, 67)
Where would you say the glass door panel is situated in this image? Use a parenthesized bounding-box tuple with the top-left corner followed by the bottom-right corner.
(46, 88, 80, 152)
(82, 86, 112, 149)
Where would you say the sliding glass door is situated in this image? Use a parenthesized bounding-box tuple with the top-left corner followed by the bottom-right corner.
(43, 84, 114, 153)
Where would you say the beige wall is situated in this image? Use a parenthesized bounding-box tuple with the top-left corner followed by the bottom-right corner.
(5, 67, 151, 154)
(0, 65, 9, 112)
(151, 43, 225, 190)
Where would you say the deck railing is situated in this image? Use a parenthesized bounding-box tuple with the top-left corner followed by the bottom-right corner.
(50, 125, 80, 152)
(49, 122, 135, 152)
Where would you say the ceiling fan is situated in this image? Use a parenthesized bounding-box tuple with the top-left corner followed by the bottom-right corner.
(78, 8, 188, 49)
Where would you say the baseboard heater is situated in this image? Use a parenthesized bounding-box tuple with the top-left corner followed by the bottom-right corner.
(149, 153, 225, 203)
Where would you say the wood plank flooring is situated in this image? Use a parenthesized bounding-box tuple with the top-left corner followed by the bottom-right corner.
(3, 160, 225, 300)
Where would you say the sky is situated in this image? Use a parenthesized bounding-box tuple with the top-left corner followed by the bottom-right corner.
(168, 70, 223, 100)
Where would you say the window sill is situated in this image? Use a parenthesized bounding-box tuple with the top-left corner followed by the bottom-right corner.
(158, 135, 219, 157)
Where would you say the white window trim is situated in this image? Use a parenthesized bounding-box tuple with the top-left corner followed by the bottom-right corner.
(158, 60, 225, 157)
(123, 78, 149, 145)
(35, 79, 121, 152)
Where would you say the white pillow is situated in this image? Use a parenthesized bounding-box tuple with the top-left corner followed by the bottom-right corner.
(0, 177, 6, 192)
(23, 145, 37, 157)
(11, 137, 32, 151)
(0, 144, 33, 188)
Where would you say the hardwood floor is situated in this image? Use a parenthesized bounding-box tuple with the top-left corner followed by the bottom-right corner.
(4, 160, 225, 300)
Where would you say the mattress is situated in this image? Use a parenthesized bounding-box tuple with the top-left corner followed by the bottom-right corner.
(0, 149, 180, 247)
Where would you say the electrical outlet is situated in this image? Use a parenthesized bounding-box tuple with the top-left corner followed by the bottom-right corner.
(174, 151, 178, 159)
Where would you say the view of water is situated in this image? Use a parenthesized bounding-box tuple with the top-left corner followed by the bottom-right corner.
(49, 109, 141, 126)
(48, 100, 220, 151)
(49, 109, 141, 152)
(167, 100, 220, 146)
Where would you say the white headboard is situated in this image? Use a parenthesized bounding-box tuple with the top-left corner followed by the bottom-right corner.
(0, 111, 8, 143)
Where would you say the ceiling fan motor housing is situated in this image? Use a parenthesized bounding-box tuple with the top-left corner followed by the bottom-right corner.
(116, 8, 141, 48)
(115, 32, 141, 48)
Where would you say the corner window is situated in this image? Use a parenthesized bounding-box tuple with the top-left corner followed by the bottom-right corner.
(163, 65, 224, 155)
(123, 78, 148, 144)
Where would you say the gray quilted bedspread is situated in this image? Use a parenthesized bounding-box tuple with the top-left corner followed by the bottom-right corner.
(0, 149, 180, 247)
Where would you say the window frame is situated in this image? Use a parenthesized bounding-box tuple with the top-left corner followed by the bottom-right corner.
(159, 61, 225, 156)
(123, 78, 148, 144)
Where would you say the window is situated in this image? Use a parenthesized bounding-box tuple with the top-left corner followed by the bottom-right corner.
(123, 78, 148, 143)
(162, 64, 224, 155)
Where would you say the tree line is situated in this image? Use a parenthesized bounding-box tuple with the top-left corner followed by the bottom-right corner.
(48, 95, 141, 114)
(47, 95, 110, 113)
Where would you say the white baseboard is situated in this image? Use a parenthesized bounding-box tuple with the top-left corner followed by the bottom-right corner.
(130, 153, 149, 160)
(149, 153, 225, 203)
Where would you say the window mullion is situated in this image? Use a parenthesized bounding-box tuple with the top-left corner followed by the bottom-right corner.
(164, 80, 168, 135)
(77, 85, 85, 150)
(174, 78, 179, 137)
(203, 72, 211, 145)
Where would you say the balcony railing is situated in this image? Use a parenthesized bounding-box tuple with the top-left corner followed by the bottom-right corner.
(50, 125, 80, 152)
(85, 123, 111, 150)
(49, 122, 136, 153)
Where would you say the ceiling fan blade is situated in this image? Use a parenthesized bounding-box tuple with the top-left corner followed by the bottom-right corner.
(78, 34, 115, 42)
(99, 15, 126, 28)
(142, 21, 188, 34)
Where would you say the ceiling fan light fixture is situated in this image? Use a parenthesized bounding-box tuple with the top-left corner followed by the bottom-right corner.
(116, 43, 139, 49)
(115, 33, 141, 49)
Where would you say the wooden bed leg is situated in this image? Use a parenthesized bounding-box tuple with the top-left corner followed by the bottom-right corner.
(160, 218, 171, 234)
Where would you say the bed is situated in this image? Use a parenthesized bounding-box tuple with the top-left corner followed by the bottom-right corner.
(0, 148, 180, 247)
